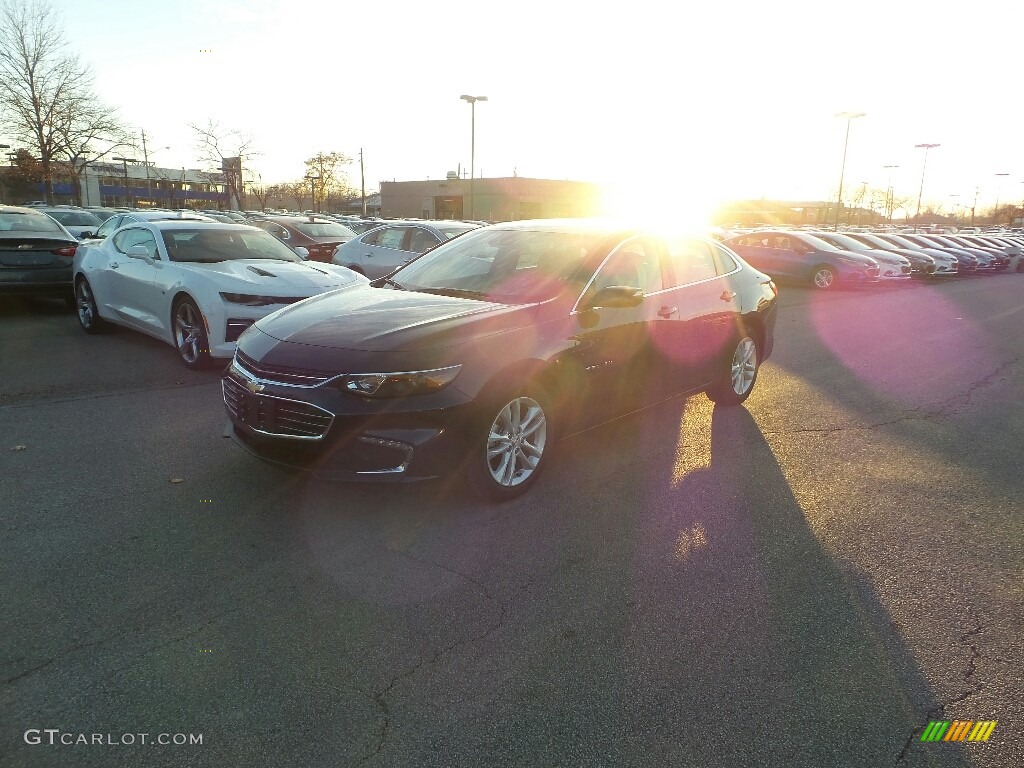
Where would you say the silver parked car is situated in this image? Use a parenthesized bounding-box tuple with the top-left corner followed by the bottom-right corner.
(331, 220, 481, 278)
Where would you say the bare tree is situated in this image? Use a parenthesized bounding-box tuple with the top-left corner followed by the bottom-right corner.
(248, 178, 269, 211)
(54, 102, 132, 205)
(189, 119, 258, 210)
(0, 0, 111, 203)
(303, 151, 353, 212)
(286, 181, 308, 212)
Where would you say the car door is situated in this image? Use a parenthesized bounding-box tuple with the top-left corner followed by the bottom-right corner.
(106, 227, 169, 334)
(767, 234, 807, 278)
(654, 236, 737, 390)
(565, 237, 666, 427)
(727, 234, 774, 274)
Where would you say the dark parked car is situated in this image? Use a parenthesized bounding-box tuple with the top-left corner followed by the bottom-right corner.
(725, 230, 879, 289)
(223, 221, 778, 499)
(36, 207, 104, 240)
(331, 220, 482, 278)
(0, 205, 80, 305)
(250, 215, 357, 262)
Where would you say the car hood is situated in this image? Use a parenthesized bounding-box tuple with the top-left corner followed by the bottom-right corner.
(254, 285, 539, 352)
(177, 259, 364, 292)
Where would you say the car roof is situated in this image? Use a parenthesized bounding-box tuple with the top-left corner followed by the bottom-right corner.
(140, 220, 260, 231)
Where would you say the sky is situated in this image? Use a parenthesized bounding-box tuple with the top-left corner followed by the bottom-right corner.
(21, 0, 1024, 220)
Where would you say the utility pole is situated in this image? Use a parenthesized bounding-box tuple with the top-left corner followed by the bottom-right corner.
(360, 148, 366, 217)
(913, 143, 940, 231)
(141, 130, 151, 206)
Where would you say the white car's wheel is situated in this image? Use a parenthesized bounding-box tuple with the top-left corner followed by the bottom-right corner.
(172, 297, 212, 369)
(75, 277, 107, 334)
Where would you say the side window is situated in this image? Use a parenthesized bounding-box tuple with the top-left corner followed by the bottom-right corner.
(711, 244, 739, 275)
(96, 215, 122, 238)
(112, 228, 158, 258)
(584, 238, 664, 304)
(361, 228, 382, 245)
(376, 226, 409, 250)
(408, 228, 441, 254)
(664, 237, 718, 286)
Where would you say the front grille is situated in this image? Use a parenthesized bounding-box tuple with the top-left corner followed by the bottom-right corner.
(866, 266, 880, 276)
(901, 265, 912, 274)
(235, 350, 336, 386)
(223, 377, 333, 439)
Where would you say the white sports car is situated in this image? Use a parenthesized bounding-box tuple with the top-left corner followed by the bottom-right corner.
(73, 220, 367, 368)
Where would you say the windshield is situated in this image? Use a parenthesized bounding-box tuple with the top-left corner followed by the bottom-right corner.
(819, 232, 865, 250)
(854, 233, 894, 249)
(796, 233, 839, 251)
(887, 235, 921, 248)
(48, 210, 102, 227)
(394, 227, 604, 303)
(0, 211, 63, 233)
(161, 228, 302, 263)
(292, 221, 356, 238)
(434, 223, 480, 239)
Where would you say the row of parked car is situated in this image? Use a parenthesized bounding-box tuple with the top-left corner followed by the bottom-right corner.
(720, 228, 1023, 289)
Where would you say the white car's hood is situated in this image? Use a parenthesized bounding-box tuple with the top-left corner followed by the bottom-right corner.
(177, 259, 365, 293)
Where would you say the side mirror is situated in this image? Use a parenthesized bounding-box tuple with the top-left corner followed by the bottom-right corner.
(294, 246, 310, 260)
(126, 244, 154, 263)
(587, 285, 644, 309)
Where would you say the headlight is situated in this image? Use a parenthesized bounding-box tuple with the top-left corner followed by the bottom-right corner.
(220, 292, 286, 306)
(344, 365, 462, 398)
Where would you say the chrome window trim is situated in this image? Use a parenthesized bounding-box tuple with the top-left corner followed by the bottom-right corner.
(570, 235, 741, 315)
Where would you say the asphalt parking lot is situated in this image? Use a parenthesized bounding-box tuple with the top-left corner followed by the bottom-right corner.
(2, 276, 1022, 768)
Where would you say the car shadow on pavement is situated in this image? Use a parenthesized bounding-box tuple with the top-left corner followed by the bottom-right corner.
(271, 397, 972, 767)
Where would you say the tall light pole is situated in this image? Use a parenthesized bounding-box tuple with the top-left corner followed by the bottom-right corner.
(460, 94, 488, 220)
(833, 111, 866, 230)
(993, 172, 1009, 225)
(882, 164, 899, 224)
(112, 156, 138, 206)
(913, 143, 940, 229)
(305, 174, 321, 213)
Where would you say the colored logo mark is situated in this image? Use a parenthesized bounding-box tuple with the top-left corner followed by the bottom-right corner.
(920, 720, 997, 742)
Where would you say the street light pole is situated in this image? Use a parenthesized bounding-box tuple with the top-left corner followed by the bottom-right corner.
(833, 111, 866, 230)
(993, 172, 1009, 225)
(306, 174, 321, 213)
(460, 94, 488, 220)
(0, 144, 9, 204)
(112, 156, 138, 206)
(882, 164, 899, 224)
(913, 143, 940, 229)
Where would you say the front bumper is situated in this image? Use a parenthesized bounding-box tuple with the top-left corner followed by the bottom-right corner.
(222, 362, 475, 481)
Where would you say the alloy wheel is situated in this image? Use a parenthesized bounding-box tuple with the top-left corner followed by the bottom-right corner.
(731, 338, 757, 396)
(813, 268, 835, 289)
(77, 281, 95, 328)
(486, 396, 547, 487)
(174, 302, 203, 364)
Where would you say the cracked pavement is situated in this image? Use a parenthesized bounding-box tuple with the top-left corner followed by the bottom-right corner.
(1, 276, 1022, 767)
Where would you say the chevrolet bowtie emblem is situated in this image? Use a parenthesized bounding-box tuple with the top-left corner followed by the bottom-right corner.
(244, 379, 264, 394)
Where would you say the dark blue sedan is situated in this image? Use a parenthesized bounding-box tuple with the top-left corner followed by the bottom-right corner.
(725, 231, 879, 290)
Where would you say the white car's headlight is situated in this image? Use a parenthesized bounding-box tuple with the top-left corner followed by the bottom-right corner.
(344, 366, 462, 398)
(220, 292, 299, 306)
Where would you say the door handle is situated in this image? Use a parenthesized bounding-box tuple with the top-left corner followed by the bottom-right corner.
(720, 290, 736, 302)
(657, 306, 678, 318)
(110, 262, 119, 269)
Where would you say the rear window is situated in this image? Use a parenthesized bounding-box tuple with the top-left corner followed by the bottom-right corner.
(292, 221, 356, 238)
(0, 211, 63, 232)
(48, 210, 102, 227)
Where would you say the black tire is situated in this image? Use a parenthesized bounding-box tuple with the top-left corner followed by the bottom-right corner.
(172, 297, 213, 370)
(464, 380, 555, 501)
(75, 277, 107, 333)
(810, 263, 838, 290)
(706, 335, 759, 406)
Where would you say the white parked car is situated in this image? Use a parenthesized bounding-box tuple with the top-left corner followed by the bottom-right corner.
(73, 221, 367, 368)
